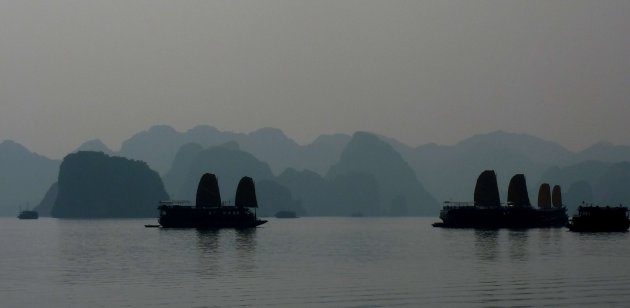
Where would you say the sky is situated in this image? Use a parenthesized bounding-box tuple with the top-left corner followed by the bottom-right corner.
(1, 1, 629, 159)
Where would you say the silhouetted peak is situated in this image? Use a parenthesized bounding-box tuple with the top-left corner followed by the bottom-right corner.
(0, 140, 55, 162)
(457, 130, 565, 149)
(351, 131, 379, 142)
(186, 125, 220, 135)
(279, 167, 322, 180)
(340, 131, 402, 161)
(589, 141, 615, 148)
(250, 127, 289, 139)
(577, 141, 630, 160)
(75, 139, 113, 154)
(0, 140, 31, 155)
(310, 134, 351, 146)
(169, 143, 204, 169)
(147, 125, 178, 134)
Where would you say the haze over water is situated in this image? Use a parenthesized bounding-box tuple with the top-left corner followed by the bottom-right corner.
(3, 217, 630, 307)
(2, 1, 630, 157)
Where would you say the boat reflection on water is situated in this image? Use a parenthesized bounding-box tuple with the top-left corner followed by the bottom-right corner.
(473, 229, 531, 262)
(474, 230, 499, 262)
(195, 229, 220, 255)
(194, 228, 259, 277)
(508, 230, 529, 262)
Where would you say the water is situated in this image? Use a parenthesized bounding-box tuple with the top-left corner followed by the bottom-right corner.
(2, 217, 630, 307)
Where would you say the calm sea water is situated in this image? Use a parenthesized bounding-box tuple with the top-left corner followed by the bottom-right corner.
(1, 217, 630, 307)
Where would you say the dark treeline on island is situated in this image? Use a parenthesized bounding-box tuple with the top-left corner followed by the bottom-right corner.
(3, 125, 630, 217)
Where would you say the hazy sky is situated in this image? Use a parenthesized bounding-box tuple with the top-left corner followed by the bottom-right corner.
(1, 1, 629, 159)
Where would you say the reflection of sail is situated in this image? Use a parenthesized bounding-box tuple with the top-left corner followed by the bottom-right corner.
(474, 230, 499, 261)
(196, 173, 221, 208)
(235, 177, 258, 208)
(508, 230, 529, 261)
(474, 170, 501, 207)
(538, 183, 551, 209)
(195, 229, 221, 278)
(507, 174, 531, 207)
(552, 185, 563, 208)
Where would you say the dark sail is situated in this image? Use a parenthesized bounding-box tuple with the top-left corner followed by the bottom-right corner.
(538, 183, 551, 209)
(235, 176, 258, 208)
(552, 185, 563, 208)
(507, 174, 531, 207)
(196, 173, 221, 208)
(474, 170, 501, 207)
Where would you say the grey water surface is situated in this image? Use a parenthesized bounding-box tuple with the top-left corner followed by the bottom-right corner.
(2, 217, 629, 307)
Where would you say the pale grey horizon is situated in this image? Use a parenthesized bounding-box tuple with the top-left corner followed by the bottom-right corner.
(1, 1, 629, 159)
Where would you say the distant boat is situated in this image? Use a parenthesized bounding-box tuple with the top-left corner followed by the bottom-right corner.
(156, 173, 267, 228)
(274, 210, 297, 218)
(18, 210, 39, 220)
(433, 171, 568, 228)
(567, 205, 630, 232)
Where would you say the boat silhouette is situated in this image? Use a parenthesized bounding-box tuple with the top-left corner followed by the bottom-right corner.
(433, 170, 568, 228)
(567, 204, 630, 232)
(17, 210, 38, 220)
(156, 173, 267, 228)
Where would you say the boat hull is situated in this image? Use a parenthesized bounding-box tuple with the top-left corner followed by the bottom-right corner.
(436, 206, 568, 229)
(18, 211, 39, 220)
(567, 206, 630, 232)
(158, 205, 266, 229)
(567, 221, 630, 232)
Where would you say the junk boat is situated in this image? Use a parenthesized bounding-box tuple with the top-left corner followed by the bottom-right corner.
(157, 173, 267, 228)
(433, 170, 568, 228)
(567, 204, 630, 232)
(17, 210, 39, 220)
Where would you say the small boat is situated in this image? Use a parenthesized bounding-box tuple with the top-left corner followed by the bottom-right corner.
(567, 205, 630, 232)
(18, 210, 39, 220)
(156, 173, 267, 228)
(275, 210, 297, 218)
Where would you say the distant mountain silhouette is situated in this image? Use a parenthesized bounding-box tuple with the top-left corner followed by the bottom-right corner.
(118, 125, 185, 174)
(398, 131, 574, 202)
(173, 143, 275, 202)
(0, 140, 59, 216)
(276, 168, 332, 215)
(256, 180, 304, 217)
(117, 125, 348, 175)
(162, 142, 204, 197)
(327, 132, 439, 215)
(276, 167, 381, 216)
(34, 182, 58, 216)
(299, 134, 351, 174)
(565, 180, 594, 214)
(51, 151, 169, 218)
(540, 161, 630, 214)
(595, 162, 630, 205)
(575, 142, 630, 163)
(74, 139, 114, 155)
(328, 172, 381, 216)
(7, 125, 630, 218)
